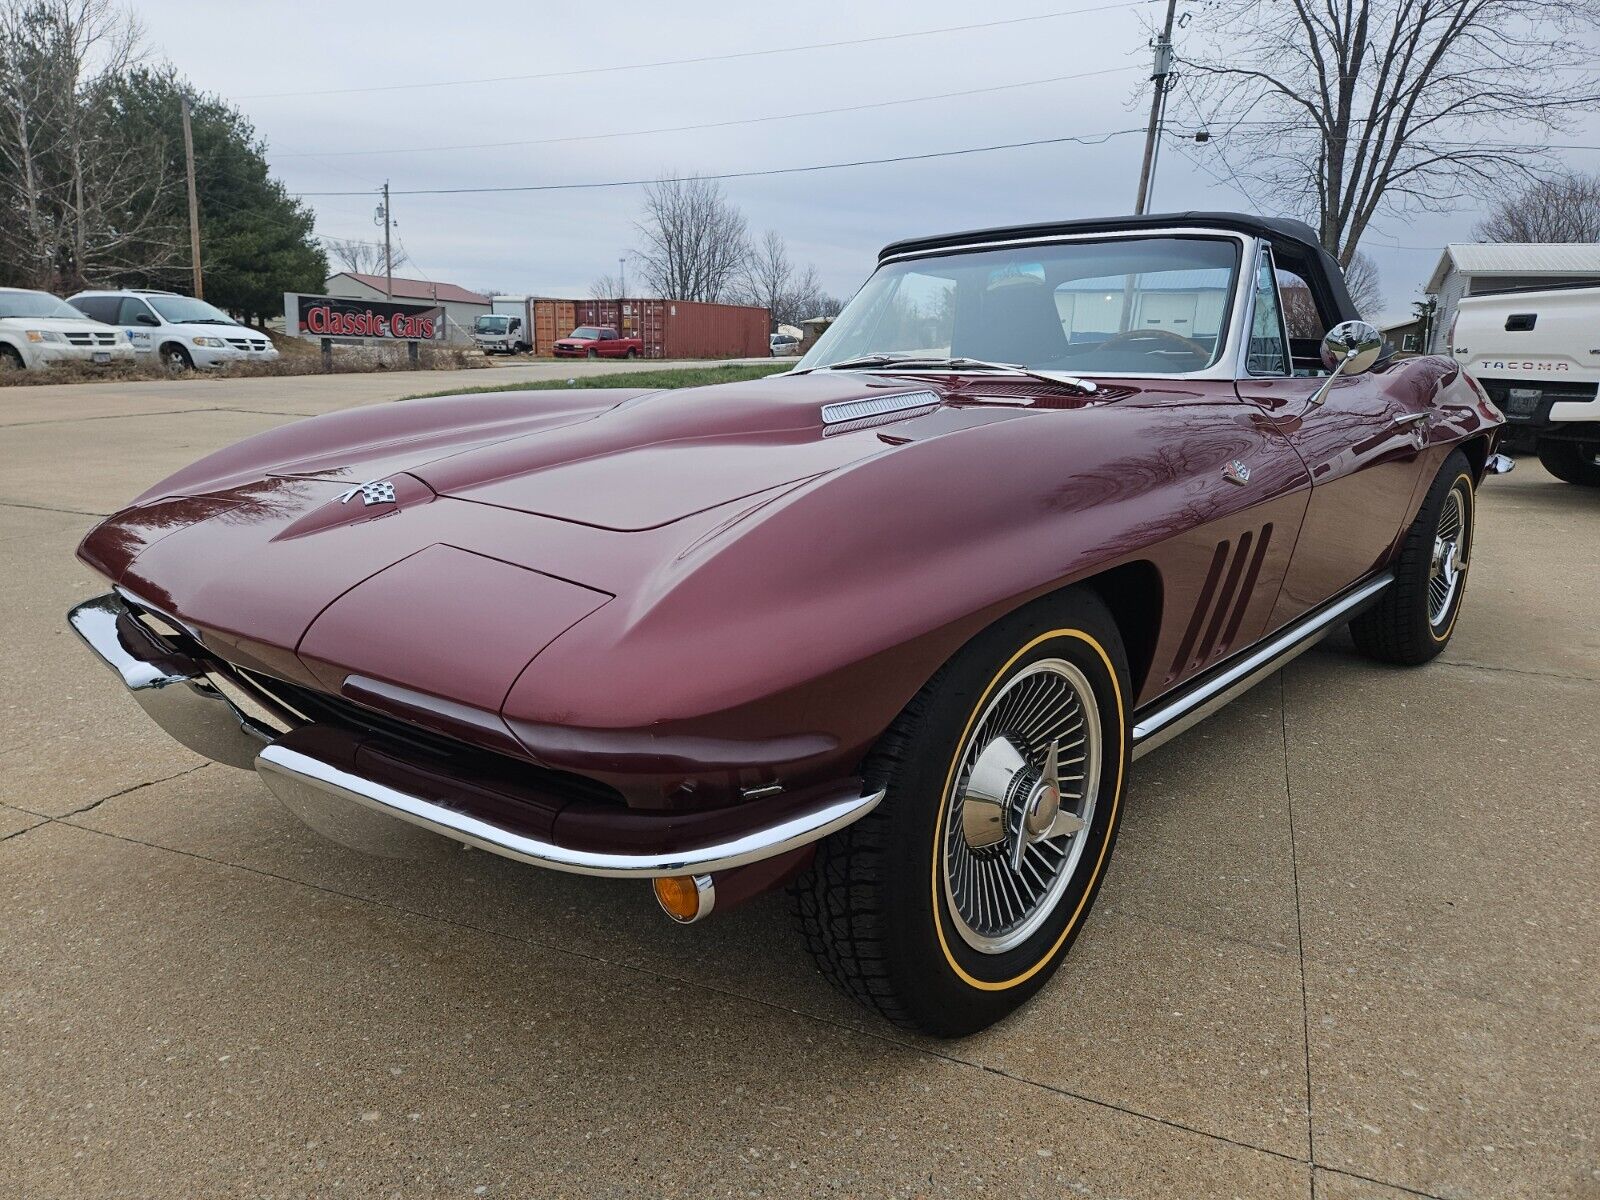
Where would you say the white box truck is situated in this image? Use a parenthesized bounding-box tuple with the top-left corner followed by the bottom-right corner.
(1451, 284, 1600, 486)
(473, 296, 533, 355)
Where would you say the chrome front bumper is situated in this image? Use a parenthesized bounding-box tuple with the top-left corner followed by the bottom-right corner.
(68, 593, 881, 878)
(67, 593, 279, 769)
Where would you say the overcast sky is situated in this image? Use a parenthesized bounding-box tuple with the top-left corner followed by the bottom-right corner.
(137, 0, 1600, 323)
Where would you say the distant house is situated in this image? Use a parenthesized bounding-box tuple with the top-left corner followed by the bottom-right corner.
(1380, 315, 1425, 356)
(322, 272, 493, 343)
(1425, 244, 1600, 352)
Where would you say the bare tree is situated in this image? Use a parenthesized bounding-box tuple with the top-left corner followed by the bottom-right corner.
(1281, 250, 1382, 336)
(733, 229, 791, 326)
(1474, 172, 1600, 242)
(0, 0, 176, 289)
(588, 271, 623, 300)
(633, 173, 749, 302)
(323, 235, 409, 276)
(732, 229, 843, 327)
(803, 291, 845, 321)
(1179, 0, 1600, 263)
(1343, 250, 1383, 317)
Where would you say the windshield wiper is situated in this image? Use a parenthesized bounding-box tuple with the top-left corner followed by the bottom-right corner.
(805, 354, 1096, 394)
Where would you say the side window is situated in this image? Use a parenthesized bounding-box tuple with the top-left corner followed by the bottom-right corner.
(118, 298, 155, 325)
(1247, 253, 1289, 376)
(74, 297, 113, 322)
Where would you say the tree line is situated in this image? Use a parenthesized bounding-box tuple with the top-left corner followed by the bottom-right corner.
(0, 0, 325, 323)
(597, 174, 845, 329)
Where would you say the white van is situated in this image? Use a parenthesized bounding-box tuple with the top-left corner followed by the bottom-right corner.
(1450, 284, 1600, 486)
(68, 289, 279, 370)
(0, 287, 135, 372)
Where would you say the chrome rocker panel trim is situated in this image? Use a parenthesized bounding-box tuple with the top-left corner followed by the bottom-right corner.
(1130, 572, 1393, 760)
(67, 592, 884, 879)
(255, 742, 882, 879)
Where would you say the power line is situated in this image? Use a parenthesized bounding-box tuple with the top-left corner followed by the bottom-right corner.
(289, 128, 1146, 199)
(275, 66, 1143, 160)
(238, 1, 1152, 99)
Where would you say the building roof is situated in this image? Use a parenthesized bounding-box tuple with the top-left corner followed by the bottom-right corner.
(1426, 243, 1600, 292)
(327, 272, 491, 306)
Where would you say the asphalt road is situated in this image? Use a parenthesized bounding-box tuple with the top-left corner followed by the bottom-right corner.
(1, 370, 1596, 1199)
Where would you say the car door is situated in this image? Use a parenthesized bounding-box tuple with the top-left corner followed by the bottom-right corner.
(1118, 378, 1314, 703)
(118, 297, 160, 355)
(1233, 251, 1431, 626)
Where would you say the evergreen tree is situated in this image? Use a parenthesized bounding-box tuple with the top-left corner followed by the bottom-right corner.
(103, 67, 326, 323)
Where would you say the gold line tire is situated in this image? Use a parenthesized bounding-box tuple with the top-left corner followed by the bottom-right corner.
(1351, 449, 1475, 665)
(793, 587, 1131, 1037)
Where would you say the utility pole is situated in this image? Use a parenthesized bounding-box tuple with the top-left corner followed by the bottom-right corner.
(380, 181, 394, 298)
(1133, 0, 1179, 215)
(181, 96, 204, 299)
(618, 256, 626, 301)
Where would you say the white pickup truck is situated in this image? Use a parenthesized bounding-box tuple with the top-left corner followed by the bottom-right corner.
(1450, 284, 1600, 486)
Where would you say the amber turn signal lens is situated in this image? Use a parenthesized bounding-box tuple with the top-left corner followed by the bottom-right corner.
(653, 875, 702, 922)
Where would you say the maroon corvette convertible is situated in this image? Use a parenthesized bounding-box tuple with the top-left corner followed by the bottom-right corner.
(70, 213, 1506, 1035)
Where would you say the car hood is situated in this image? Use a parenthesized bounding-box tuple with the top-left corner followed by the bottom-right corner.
(0, 316, 114, 333)
(77, 374, 1032, 703)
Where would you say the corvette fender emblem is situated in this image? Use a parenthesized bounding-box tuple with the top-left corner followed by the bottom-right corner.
(1222, 460, 1251, 485)
(338, 479, 398, 506)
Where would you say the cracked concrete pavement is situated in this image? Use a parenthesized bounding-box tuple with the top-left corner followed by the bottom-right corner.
(1, 369, 1596, 1199)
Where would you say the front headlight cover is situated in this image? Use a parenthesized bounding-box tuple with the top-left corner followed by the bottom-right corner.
(26, 329, 65, 344)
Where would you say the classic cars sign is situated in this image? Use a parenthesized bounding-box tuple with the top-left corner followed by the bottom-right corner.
(284, 293, 446, 342)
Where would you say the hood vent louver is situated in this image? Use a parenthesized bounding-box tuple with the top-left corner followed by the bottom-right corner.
(819, 390, 941, 433)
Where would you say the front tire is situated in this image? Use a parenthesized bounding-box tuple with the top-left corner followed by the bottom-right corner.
(161, 343, 193, 371)
(586, 348, 598, 360)
(1537, 438, 1600, 487)
(794, 589, 1131, 1037)
(1351, 449, 1476, 664)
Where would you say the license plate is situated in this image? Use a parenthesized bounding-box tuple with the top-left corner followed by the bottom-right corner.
(92, 352, 110, 364)
(1505, 388, 1541, 417)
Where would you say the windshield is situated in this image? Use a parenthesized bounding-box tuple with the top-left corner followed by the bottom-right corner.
(476, 316, 509, 333)
(569, 326, 603, 339)
(799, 236, 1241, 376)
(0, 291, 88, 321)
(147, 295, 236, 325)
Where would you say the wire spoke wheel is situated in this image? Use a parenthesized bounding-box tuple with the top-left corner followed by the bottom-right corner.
(942, 658, 1101, 954)
(1428, 481, 1470, 628)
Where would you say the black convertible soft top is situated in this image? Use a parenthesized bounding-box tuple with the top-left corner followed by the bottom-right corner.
(878, 212, 1360, 328)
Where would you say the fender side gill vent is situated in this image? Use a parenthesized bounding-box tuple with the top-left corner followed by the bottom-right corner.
(820, 390, 941, 429)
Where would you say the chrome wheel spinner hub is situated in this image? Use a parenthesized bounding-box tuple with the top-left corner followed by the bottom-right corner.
(962, 735, 1086, 872)
(942, 659, 1101, 955)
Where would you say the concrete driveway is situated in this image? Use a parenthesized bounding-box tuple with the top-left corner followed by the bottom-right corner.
(1, 372, 1595, 1199)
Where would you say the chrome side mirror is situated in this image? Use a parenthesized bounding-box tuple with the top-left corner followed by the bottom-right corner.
(1312, 320, 1384, 404)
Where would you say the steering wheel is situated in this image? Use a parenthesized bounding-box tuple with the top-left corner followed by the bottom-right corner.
(1096, 327, 1212, 359)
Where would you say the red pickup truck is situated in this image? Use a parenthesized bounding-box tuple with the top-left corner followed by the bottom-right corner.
(551, 325, 642, 359)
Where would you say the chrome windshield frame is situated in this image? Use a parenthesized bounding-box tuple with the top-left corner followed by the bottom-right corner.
(805, 227, 1261, 383)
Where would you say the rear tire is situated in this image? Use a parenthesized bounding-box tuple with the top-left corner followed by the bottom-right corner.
(1537, 438, 1600, 487)
(1351, 450, 1475, 665)
(793, 588, 1131, 1037)
(626, 348, 639, 359)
